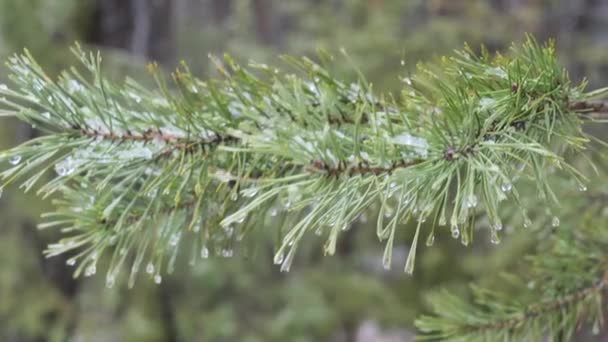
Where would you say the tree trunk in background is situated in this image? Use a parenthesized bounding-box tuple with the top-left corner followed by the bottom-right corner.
(252, 0, 274, 44)
(87, 0, 175, 63)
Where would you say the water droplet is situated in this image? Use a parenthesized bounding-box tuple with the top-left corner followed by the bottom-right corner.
(493, 220, 503, 231)
(242, 187, 258, 198)
(523, 217, 532, 228)
(146, 262, 155, 274)
(66, 258, 76, 266)
(106, 275, 116, 288)
(314, 227, 323, 236)
(578, 184, 587, 192)
(108, 235, 118, 245)
(451, 225, 460, 239)
(270, 208, 279, 217)
(119, 248, 127, 256)
(501, 182, 512, 192)
(0, 188, 3, 198)
(400, 60, 405, 66)
(465, 194, 478, 208)
(154, 274, 162, 284)
(551, 216, 560, 227)
(461, 232, 469, 246)
(221, 248, 233, 258)
(9, 155, 21, 165)
(438, 215, 446, 226)
(85, 264, 97, 277)
(200, 246, 209, 258)
(169, 232, 180, 246)
(273, 251, 284, 265)
(42, 112, 51, 119)
(490, 230, 501, 245)
(426, 234, 435, 247)
(224, 225, 234, 237)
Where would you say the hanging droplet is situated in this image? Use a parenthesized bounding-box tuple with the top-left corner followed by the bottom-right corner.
(465, 194, 478, 208)
(230, 192, 238, 201)
(193, 223, 201, 233)
(169, 232, 181, 246)
(9, 155, 21, 165)
(146, 262, 155, 274)
(438, 215, 446, 226)
(578, 184, 587, 192)
(425, 233, 435, 247)
(55, 164, 67, 177)
(236, 215, 246, 224)
(200, 246, 209, 258)
(314, 227, 323, 236)
(224, 225, 234, 237)
(243, 187, 258, 198)
(551, 216, 560, 227)
(273, 251, 284, 265)
(461, 232, 469, 246)
(451, 226, 460, 239)
(154, 274, 162, 284)
(493, 220, 503, 231)
(84, 264, 97, 277)
(66, 258, 76, 266)
(108, 235, 118, 246)
(105, 275, 116, 288)
(490, 230, 501, 245)
(592, 319, 600, 335)
(270, 208, 279, 217)
(501, 182, 513, 192)
(523, 217, 532, 228)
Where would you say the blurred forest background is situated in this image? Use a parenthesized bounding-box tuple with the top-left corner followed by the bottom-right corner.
(0, 0, 607, 341)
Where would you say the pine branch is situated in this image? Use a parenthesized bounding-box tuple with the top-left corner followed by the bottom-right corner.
(0, 37, 605, 287)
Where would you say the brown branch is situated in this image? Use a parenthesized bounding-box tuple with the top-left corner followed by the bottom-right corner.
(466, 270, 608, 333)
(570, 100, 608, 120)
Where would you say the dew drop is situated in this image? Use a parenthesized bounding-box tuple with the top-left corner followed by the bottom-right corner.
(451, 225, 460, 239)
(493, 220, 503, 231)
(106, 275, 116, 288)
(84, 264, 97, 277)
(221, 248, 233, 258)
(146, 262, 155, 274)
(243, 187, 258, 198)
(425, 234, 435, 247)
(66, 258, 76, 266)
(273, 251, 284, 265)
(169, 232, 181, 246)
(224, 225, 234, 237)
(200, 246, 209, 258)
(551, 216, 560, 227)
(270, 208, 279, 217)
(438, 215, 446, 226)
(523, 217, 532, 228)
(9, 155, 21, 165)
(314, 227, 323, 236)
(465, 194, 478, 208)
(154, 274, 162, 284)
(490, 230, 501, 245)
(578, 184, 587, 192)
(501, 182, 513, 192)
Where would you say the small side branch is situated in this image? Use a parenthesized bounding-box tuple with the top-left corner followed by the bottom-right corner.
(570, 100, 608, 120)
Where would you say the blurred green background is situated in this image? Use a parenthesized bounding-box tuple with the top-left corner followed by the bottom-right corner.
(0, 1, 606, 341)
